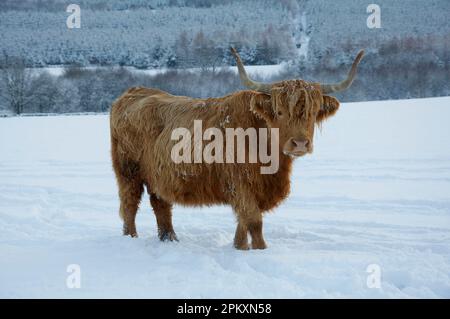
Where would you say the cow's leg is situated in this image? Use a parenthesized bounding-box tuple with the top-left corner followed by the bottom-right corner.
(118, 178, 143, 238)
(150, 193, 178, 242)
(247, 216, 267, 250)
(233, 202, 267, 250)
(111, 136, 143, 237)
(234, 220, 249, 250)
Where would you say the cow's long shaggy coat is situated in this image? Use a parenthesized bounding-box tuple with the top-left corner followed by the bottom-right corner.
(110, 81, 338, 249)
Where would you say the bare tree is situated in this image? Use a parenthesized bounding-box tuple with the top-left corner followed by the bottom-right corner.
(0, 53, 31, 114)
(192, 31, 223, 71)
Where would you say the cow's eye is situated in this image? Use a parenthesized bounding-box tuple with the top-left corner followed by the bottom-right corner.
(277, 111, 283, 116)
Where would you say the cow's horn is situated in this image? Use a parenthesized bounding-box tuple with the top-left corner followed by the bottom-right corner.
(230, 47, 272, 94)
(321, 50, 365, 94)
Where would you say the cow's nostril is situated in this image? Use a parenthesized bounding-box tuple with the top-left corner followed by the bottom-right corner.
(305, 140, 310, 148)
(292, 139, 308, 150)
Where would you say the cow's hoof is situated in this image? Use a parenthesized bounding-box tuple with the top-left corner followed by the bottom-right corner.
(159, 230, 178, 242)
(123, 232, 138, 238)
(251, 241, 267, 250)
(234, 242, 250, 250)
(123, 225, 138, 238)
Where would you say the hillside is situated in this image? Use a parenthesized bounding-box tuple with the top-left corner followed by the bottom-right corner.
(0, 0, 448, 68)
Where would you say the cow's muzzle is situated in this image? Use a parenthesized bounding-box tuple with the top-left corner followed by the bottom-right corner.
(283, 138, 313, 157)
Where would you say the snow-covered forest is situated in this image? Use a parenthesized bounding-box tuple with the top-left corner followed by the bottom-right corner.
(0, 0, 449, 113)
(1, 0, 296, 67)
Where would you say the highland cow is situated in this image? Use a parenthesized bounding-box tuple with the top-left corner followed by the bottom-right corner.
(110, 48, 364, 249)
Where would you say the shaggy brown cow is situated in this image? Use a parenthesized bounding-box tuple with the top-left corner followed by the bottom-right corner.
(110, 48, 364, 249)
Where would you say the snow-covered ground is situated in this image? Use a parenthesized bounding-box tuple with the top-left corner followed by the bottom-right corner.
(0, 96, 449, 298)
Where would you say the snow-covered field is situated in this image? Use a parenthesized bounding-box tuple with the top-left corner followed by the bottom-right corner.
(0, 97, 449, 298)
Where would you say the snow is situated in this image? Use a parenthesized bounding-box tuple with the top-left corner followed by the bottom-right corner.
(1, 96, 450, 298)
(37, 64, 286, 79)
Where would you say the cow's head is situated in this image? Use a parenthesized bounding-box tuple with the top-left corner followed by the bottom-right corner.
(230, 47, 364, 157)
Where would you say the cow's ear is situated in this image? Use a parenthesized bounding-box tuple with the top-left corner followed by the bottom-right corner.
(317, 95, 340, 123)
(250, 92, 274, 125)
